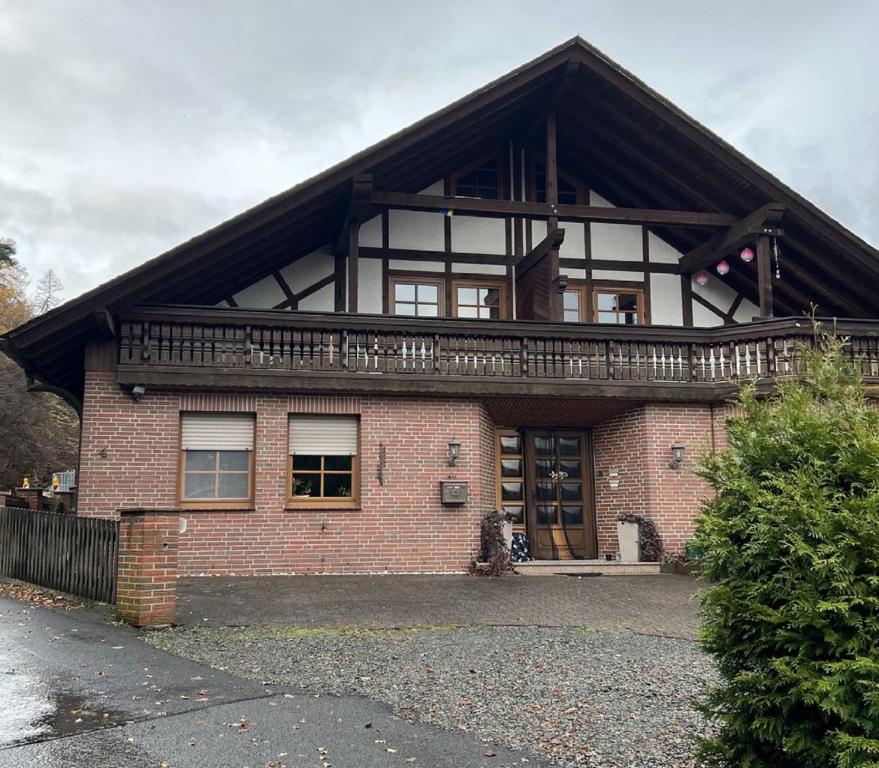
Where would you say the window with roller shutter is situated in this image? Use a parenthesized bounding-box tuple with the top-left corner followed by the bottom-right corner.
(179, 413, 255, 505)
(288, 415, 359, 506)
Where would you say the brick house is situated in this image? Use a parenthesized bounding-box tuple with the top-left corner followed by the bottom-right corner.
(3, 37, 879, 576)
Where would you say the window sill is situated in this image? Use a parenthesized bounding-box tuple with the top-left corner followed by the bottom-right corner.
(285, 502, 361, 512)
(177, 503, 255, 512)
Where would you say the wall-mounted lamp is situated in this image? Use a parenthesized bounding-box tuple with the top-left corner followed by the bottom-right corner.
(130, 384, 146, 402)
(668, 442, 685, 470)
(447, 438, 461, 467)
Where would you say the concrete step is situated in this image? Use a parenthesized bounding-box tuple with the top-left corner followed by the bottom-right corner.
(514, 560, 661, 576)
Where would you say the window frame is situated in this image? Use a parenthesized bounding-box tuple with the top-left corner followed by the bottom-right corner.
(451, 279, 509, 320)
(388, 276, 446, 318)
(590, 284, 646, 325)
(286, 417, 361, 510)
(177, 413, 256, 510)
(562, 283, 588, 324)
(451, 155, 501, 200)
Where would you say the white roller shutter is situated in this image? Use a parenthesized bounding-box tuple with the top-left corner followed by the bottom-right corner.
(181, 413, 255, 451)
(289, 415, 358, 455)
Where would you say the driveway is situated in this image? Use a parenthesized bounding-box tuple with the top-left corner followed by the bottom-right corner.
(176, 573, 701, 639)
(0, 588, 532, 767)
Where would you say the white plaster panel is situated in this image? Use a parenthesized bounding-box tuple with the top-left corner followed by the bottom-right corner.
(452, 263, 507, 276)
(649, 273, 683, 326)
(592, 270, 645, 282)
(232, 274, 284, 308)
(590, 222, 643, 261)
(589, 190, 614, 207)
(693, 276, 738, 313)
(420, 180, 444, 195)
(388, 259, 445, 272)
(451, 216, 506, 254)
(693, 301, 724, 327)
(278, 246, 334, 293)
(360, 214, 382, 248)
(559, 221, 585, 259)
(358, 257, 383, 314)
(563, 268, 587, 280)
(389, 210, 444, 251)
(298, 282, 334, 312)
(733, 297, 760, 323)
(647, 232, 682, 264)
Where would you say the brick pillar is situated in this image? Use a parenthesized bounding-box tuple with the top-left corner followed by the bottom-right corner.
(16, 488, 43, 511)
(116, 509, 180, 629)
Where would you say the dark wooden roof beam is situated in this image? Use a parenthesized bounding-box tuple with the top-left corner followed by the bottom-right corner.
(516, 226, 565, 276)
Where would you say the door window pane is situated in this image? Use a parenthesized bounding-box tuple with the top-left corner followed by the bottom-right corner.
(558, 437, 580, 455)
(501, 459, 522, 477)
(499, 434, 521, 455)
(537, 505, 556, 525)
(502, 506, 524, 523)
(535, 459, 553, 478)
(562, 506, 583, 525)
(558, 460, 582, 478)
(560, 482, 583, 501)
(501, 482, 523, 501)
(534, 436, 555, 455)
(535, 481, 557, 501)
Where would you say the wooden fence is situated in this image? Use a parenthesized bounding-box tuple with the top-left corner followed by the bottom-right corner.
(0, 507, 118, 603)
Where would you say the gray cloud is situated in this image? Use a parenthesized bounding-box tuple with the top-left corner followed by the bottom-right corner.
(1, 0, 876, 301)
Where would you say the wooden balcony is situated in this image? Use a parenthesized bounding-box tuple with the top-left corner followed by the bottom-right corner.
(115, 306, 879, 401)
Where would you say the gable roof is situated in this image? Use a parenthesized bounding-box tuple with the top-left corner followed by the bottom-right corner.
(5, 36, 879, 397)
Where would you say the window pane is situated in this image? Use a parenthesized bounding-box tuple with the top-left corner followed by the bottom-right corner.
(395, 283, 415, 301)
(293, 455, 321, 471)
(596, 293, 616, 311)
(501, 482, 523, 501)
(324, 473, 353, 498)
(563, 291, 579, 310)
(624, 312, 639, 325)
(500, 459, 522, 477)
(558, 437, 580, 455)
(537, 505, 556, 525)
(219, 472, 249, 498)
(325, 455, 352, 471)
(535, 481, 557, 501)
(457, 287, 478, 305)
(218, 450, 249, 471)
(564, 310, 580, 323)
(184, 472, 216, 499)
(457, 306, 478, 318)
(502, 506, 524, 523)
(396, 302, 416, 316)
(418, 304, 438, 317)
(292, 474, 317, 496)
(185, 450, 216, 471)
(562, 506, 583, 525)
(478, 307, 491, 319)
(560, 482, 583, 501)
(559, 459, 582, 479)
(418, 284, 438, 302)
(597, 311, 618, 324)
(499, 435, 521, 455)
(534, 436, 555, 455)
(535, 459, 554, 478)
(618, 293, 638, 311)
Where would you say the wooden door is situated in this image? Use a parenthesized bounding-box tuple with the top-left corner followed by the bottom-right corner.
(524, 430, 597, 560)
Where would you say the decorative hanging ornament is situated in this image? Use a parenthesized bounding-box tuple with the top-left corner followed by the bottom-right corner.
(716, 260, 730, 276)
(739, 246, 755, 263)
(773, 238, 782, 280)
(695, 270, 710, 286)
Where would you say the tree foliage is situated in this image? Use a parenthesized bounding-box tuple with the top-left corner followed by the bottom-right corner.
(0, 242, 79, 490)
(33, 268, 64, 314)
(693, 333, 879, 767)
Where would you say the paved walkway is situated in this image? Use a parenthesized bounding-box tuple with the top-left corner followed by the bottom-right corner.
(176, 573, 701, 639)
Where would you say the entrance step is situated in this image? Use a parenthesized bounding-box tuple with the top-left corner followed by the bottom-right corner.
(515, 560, 661, 576)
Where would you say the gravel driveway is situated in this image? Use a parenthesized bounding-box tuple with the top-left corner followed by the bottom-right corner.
(148, 624, 715, 768)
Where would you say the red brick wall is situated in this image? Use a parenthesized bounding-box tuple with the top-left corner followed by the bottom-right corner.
(593, 402, 723, 558)
(79, 372, 495, 575)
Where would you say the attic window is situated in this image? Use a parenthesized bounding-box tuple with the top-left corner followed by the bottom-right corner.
(535, 163, 577, 204)
(455, 164, 499, 199)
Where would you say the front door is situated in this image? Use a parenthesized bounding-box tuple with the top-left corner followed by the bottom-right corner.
(524, 431, 597, 560)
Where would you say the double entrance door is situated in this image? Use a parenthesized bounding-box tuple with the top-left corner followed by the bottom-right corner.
(524, 430, 597, 560)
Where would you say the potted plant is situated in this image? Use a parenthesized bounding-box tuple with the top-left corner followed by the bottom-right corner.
(293, 478, 313, 497)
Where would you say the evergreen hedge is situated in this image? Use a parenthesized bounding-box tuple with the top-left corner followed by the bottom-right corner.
(693, 334, 879, 767)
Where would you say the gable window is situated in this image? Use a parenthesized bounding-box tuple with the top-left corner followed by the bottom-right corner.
(288, 415, 359, 507)
(455, 163, 499, 199)
(452, 280, 507, 319)
(180, 413, 255, 506)
(390, 278, 443, 317)
(535, 163, 578, 204)
(592, 287, 644, 325)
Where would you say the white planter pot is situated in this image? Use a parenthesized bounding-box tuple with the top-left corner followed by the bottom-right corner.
(617, 521, 641, 562)
(502, 520, 513, 552)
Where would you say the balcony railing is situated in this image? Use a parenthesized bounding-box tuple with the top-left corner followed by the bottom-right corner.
(115, 306, 879, 399)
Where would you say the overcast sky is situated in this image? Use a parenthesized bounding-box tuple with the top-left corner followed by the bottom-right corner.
(2, 0, 877, 302)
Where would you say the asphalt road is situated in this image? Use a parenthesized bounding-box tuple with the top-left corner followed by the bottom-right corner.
(0, 596, 534, 767)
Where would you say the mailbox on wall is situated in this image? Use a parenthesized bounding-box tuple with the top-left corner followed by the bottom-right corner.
(440, 480, 468, 505)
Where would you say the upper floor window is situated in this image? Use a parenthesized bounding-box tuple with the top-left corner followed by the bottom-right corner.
(563, 287, 586, 323)
(391, 278, 443, 317)
(179, 413, 255, 506)
(593, 287, 644, 325)
(455, 163, 499, 199)
(452, 280, 507, 319)
(535, 163, 578, 204)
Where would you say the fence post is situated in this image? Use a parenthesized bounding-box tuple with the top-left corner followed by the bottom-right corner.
(116, 509, 180, 629)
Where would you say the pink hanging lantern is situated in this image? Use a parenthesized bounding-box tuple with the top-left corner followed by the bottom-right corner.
(716, 260, 730, 276)
(695, 270, 710, 286)
(739, 246, 755, 263)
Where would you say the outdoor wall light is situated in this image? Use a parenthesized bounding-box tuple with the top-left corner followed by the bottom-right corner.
(669, 442, 685, 470)
(447, 438, 461, 467)
(130, 384, 146, 402)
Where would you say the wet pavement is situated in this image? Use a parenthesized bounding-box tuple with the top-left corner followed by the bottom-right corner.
(0, 594, 535, 767)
